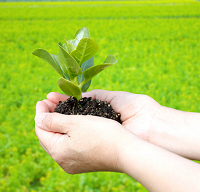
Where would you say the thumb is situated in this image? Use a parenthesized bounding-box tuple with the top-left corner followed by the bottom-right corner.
(35, 113, 70, 134)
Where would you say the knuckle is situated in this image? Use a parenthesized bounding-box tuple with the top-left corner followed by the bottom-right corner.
(44, 114, 54, 130)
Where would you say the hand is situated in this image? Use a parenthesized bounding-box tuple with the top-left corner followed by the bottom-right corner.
(35, 100, 133, 174)
(35, 91, 200, 192)
(35, 98, 200, 192)
(45, 90, 161, 141)
(46, 90, 200, 160)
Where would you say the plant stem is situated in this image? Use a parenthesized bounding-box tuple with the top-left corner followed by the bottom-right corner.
(75, 93, 82, 101)
(72, 76, 79, 85)
(72, 76, 82, 100)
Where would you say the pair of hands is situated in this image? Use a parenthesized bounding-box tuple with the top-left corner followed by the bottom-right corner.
(35, 89, 199, 175)
(35, 90, 161, 174)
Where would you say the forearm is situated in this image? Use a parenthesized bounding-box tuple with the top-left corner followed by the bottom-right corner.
(118, 134, 200, 192)
(151, 106, 200, 160)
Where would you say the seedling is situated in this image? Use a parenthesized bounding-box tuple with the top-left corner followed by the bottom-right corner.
(32, 27, 117, 100)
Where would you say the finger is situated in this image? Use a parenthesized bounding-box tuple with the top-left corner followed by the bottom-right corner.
(47, 92, 69, 104)
(83, 90, 129, 114)
(43, 99, 57, 112)
(35, 112, 93, 134)
(35, 119, 59, 149)
(83, 90, 142, 122)
(35, 101, 56, 147)
(82, 89, 120, 103)
(36, 100, 50, 115)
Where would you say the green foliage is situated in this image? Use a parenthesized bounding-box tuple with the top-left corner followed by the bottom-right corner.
(82, 55, 117, 85)
(32, 49, 63, 77)
(0, 1, 200, 191)
(33, 27, 116, 100)
(58, 77, 82, 100)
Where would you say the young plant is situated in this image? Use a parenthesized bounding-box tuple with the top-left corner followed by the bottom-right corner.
(32, 27, 117, 100)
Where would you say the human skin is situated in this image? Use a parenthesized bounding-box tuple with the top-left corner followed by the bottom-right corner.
(35, 94, 200, 192)
(45, 90, 200, 160)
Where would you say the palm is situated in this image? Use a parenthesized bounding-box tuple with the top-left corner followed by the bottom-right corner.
(114, 93, 161, 141)
(45, 91, 161, 141)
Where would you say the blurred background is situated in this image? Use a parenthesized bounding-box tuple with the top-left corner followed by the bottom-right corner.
(0, 0, 200, 191)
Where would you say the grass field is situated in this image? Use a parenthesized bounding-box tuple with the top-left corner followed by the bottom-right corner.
(0, 0, 200, 191)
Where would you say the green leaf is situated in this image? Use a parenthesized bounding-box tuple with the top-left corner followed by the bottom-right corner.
(70, 38, 99, 66)
(67, 39, 79, 48)
(81, 55, 117, 86)
(58, 42, 65, 49)
(58, 77, 82, 100)
(32, 48, 63, 76)
(78, 56, 94, 92)
(78, 56, 94, 82)
(75, 27, 90, 39)
(62, 73, 70, 81)
(82, 64, 113, 85)
(68, 27, 90, 48)
(52, 54, 70, 80)
(58, 45, 82, 80)
(64, 38, 76, 54)
(58, 47, 69, 76)
(81, 81, 91, 92)
(103, 55, 117, 64)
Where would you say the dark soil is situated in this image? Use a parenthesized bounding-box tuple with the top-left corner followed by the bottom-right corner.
(54, 96, 122, 124)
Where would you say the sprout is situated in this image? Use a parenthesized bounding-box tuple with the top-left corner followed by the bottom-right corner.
(32, 27, 117, 100)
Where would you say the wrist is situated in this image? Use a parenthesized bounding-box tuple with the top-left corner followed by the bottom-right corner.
(116, 131, 148, 175)
(150, 106, 200, 160)
(117, 131, 200, 192)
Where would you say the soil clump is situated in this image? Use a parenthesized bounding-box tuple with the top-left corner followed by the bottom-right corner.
(54, 96, 122, 124)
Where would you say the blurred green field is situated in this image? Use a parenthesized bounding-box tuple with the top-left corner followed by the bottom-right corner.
(0, 0, 200, 191)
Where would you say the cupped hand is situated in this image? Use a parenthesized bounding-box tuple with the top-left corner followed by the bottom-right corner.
(35, 100, 134, 174)
(45, 90, 162, 142)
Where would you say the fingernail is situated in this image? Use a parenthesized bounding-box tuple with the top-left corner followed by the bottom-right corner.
(35, 113, 46, 127)
(46, 93, 51, 98)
